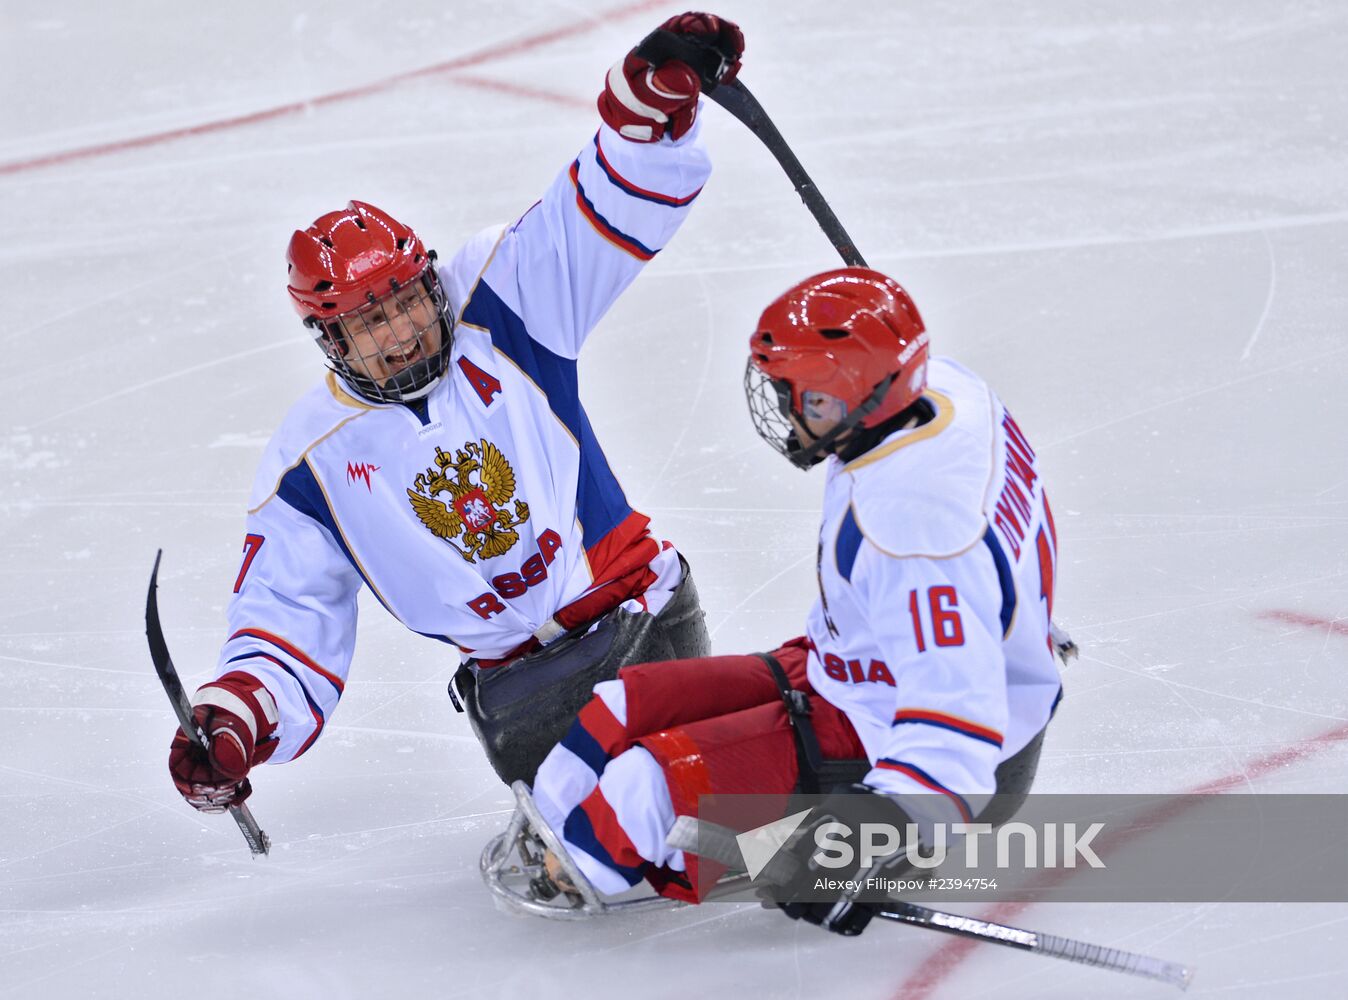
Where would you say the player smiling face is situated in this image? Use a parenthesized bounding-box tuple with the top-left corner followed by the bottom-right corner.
(334, 280, 444, 385)
(287, 201, 454, 403)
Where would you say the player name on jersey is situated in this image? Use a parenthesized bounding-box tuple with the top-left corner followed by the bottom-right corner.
(991, 410, 1039, 561)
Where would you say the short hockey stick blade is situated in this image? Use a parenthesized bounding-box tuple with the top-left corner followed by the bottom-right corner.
(147, 550, 270, 856)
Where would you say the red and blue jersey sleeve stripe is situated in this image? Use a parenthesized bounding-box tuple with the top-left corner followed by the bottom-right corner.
(568, 159, 658, 261)
(562, 789, 648, 887)
(591, 133, 702, 207)
(225, 628, 344, 759)
(225, 649, 327, 757)
(559, 697, 630, 777)
(230, 627, 344, 696)
(874, 758, 974, 823)
(892, 708, 1004, 749)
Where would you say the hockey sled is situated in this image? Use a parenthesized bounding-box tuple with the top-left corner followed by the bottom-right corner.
(481, 781, 681, 919)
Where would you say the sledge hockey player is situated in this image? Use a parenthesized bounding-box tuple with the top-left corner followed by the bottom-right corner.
(510, 267, 1070, 931)
(168, 14, 746, 815)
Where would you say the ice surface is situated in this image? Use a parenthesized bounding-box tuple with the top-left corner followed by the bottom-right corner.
(3, 2, 1346, 997)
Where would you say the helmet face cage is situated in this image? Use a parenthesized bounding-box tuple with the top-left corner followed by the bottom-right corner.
(745, 360, 802, 463)
(310, 263, 453, 404)
(745, 358, 896, 470)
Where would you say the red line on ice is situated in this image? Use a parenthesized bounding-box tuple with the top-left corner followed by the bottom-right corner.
(892, 718, 1348, 1000)
(0, 0, 664, 176)
(448, 74, 591, 110)
(1256, 609, 1348, 638)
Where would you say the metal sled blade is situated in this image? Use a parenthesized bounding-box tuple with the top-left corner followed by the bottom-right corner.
(480, 781, 679, 919)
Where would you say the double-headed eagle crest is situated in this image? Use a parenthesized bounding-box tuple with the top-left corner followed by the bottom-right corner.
(406, 439, 530, 563)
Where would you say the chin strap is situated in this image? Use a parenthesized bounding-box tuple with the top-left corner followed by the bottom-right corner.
(786, 374, 896, 469)
(833, 397, 935, 465)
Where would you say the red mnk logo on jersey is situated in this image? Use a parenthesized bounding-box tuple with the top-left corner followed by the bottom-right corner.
(346, 462, 380, 491)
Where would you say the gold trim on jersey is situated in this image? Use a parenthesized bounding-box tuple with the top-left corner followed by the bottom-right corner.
(248, 412, 371, 515)
(303, 456, 397, 613)
(842, 391, 956, 473)
(843, 388, 1008, 562)
(325, 371, 376, 411)
(455, 226, 511, 328)
(855, 526, 987, 563)
(1001, 588, 1020, 639)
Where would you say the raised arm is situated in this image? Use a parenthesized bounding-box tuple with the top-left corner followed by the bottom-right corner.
(464, 13, 742, 359)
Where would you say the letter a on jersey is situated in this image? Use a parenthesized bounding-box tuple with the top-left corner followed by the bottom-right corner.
(405, 438, 531, 563)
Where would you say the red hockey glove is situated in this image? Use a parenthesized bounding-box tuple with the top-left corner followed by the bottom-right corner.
(168, 671, 279, 813)
(599, 11, 744, 143)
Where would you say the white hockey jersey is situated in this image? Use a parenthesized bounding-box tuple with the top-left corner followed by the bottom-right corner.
(806, 356, 1063, 826)
(217, 119, 712, 763)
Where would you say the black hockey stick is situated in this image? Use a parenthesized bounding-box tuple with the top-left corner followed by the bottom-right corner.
(666, 816, 1191, 991)
(147, 550, 270, 856)
(706, 78, 868, 268)
(874, 904, 1191, 990)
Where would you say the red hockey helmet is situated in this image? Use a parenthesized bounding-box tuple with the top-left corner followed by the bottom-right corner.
(286, 201, 452, 403)
(745, 268, 929, 468)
